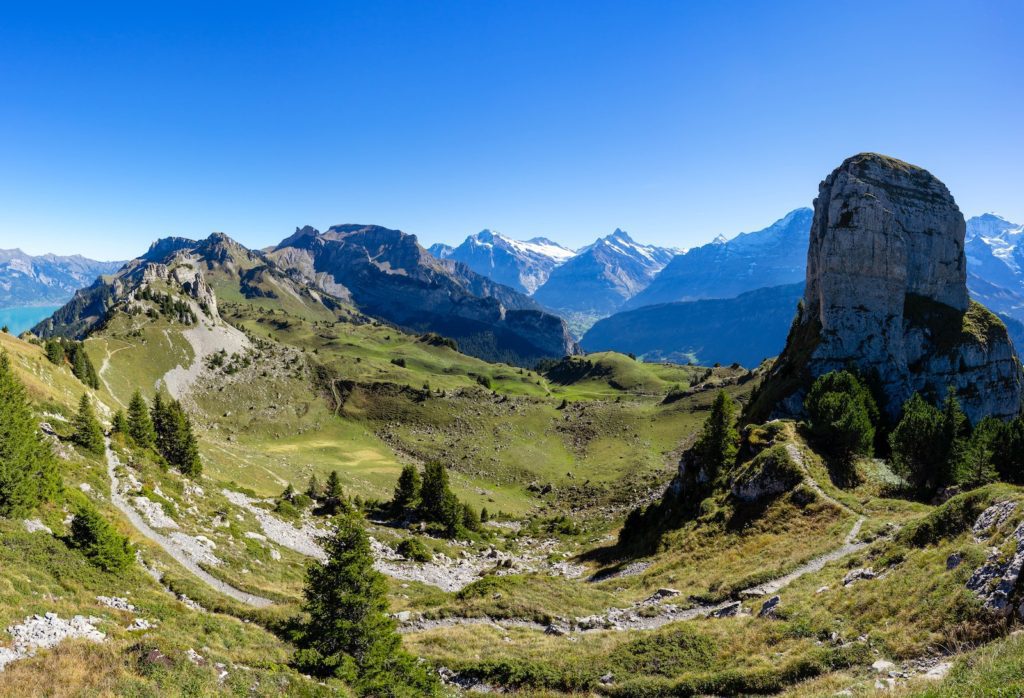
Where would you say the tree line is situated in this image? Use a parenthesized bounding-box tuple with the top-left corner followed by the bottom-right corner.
(112, 390, 202, 477)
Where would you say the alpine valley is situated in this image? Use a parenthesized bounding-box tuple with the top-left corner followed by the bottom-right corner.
(3, 155, 1024, 698)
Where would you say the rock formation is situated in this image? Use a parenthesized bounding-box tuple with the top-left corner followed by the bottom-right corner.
(749, 153, 1022, 423)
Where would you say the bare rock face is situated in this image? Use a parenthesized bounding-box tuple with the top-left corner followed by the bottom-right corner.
(751, 153, 1022, 423)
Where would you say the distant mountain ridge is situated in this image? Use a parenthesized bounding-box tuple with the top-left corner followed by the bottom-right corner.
(430, 230, 575, 294)
(0, 249, 124, 308)
(623, 208, 813, 309)
(531, 229, 677, 331)
(266, 224, 579, 365)
(582, 283, 804, 367)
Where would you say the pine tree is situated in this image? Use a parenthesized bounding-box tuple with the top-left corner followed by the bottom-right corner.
(991, 416, 1024, 484)
(0, 353, 61, 517)
(419, 461, 450, 523)
(44, 340, 64, 366)
(693, 391, 739, 484)
(282, 483, 295, 501)
(889, 393, 943, 495)
(419, 462, 463, 537)
(960, 417, 1000, 488)
(126, 390, 156, 448)
(168, 400, 202, 477)
(69, 343, 99, 389)
(70, 504, 133, 572)
(936, 388, 969, 489)
(72, 394, 105, 455)
(322, 470, 348, 514)
(151, 396, 202, 477)
(391, 464, 421, 514)
(480, 506, 489, 523)
(306, 474, 322, 500)
(295, 514, 439, 695)
(804, 370, 878, 480)
(151, 393, 172, 458)
(111, 410, 128, 435)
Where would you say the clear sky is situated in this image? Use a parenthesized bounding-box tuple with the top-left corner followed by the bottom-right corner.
(1, 0, 1021, 260)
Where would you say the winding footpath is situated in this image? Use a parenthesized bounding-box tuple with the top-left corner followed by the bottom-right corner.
(400, 510, 868, 635)
(103, 436, 869, 621)
(104, 440, 274, 608)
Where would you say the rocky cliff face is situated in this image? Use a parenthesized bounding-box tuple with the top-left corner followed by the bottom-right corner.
(269, 224, 579, 366)
(751, 153, 1022, 424)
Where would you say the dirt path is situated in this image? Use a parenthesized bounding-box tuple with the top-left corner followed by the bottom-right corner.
(400, 513, 867, 634)
(96, 341, 133, 406)
(104, 440, 274, 608)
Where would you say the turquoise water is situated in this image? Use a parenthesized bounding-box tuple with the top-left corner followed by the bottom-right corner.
(0, 306, 61, 335)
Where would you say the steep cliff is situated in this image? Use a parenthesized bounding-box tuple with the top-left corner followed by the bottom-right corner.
(749, 153, 1022, 424)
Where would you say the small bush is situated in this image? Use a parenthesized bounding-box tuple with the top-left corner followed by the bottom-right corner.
(396, 538, 432, 562)
(70, 505, 133, 572)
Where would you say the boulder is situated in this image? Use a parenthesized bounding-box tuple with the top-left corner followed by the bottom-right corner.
(758, 595, 781, 618)
(843, 567, 876, 586)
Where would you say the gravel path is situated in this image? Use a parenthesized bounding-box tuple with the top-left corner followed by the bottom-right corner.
(401, 515, 866, 634)
(105, 441, 273, 608)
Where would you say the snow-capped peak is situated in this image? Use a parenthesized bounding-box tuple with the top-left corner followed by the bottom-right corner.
(465, 229, 575, 263)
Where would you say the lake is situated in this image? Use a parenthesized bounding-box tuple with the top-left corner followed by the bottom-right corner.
(0, 306, 61, 335)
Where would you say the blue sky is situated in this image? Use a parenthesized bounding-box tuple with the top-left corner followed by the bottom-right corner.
(1, 1, 1021, 260)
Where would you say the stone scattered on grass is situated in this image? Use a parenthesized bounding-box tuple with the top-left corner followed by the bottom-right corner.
(0, 613, 105, 672)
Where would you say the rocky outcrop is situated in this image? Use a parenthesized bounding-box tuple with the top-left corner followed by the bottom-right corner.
(750, 153, 1022, 423)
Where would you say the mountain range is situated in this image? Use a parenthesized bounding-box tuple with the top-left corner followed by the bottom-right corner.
(19, 210, 1024, 370)
(36, 226, 579, 367)
(428, 230, 575, 295)
(0, 249, 124, 308)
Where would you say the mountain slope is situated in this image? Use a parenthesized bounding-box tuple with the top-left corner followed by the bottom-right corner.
(965, 214, 1024, 322)
(624, 208, 812, 309)
(532, 229, 676, 330)
(0, 249, 124, 308)
(434, 230, 575, 294)
(267, 224, 578, 365)
(582, 283, 803, 367)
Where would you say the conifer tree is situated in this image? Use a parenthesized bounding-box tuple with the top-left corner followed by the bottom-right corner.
(126, 390, 156, 448)
(111, 410, 128, 435)
(322, 470, 348, 514)
(889, 393, 943, 495)
(151, 393, 172, 457)
(70, 504, 133, 572)
(991, 416, 1024, 484)
(282, 483, 295, 501)
(45, 340, 64, 366)
(69, 343, 100, 389)
(168, 400, 202, 477)
(0, 353, 60, 517)
(936, 388, 969, 489)
(295, 514, 439, 695)
(804, 370, 878, 481)
(693, 391, 738, 484)
(419, 462, 462, 537)
(391, 464, 421, 514)
(72, 393, 105, 455)
(306, 474, 322, 500)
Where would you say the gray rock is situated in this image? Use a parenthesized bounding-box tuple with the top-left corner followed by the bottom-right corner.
(756, 153, 1022, 424)
(758, 595, 781, 618)
(843, 567, 876, 586)
(967, 520, 1024, 614)
(710, 601, 742, 618)
(946, 552, 963, 570)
